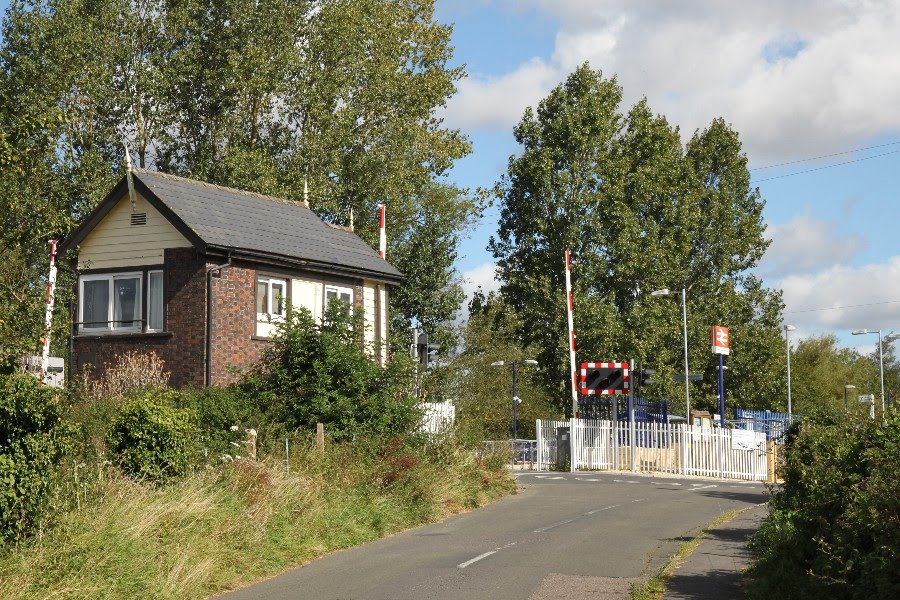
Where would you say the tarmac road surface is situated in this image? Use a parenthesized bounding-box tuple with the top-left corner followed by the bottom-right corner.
(218, 472, 769, 600)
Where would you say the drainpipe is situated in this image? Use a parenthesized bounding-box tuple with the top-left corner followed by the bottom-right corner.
(205, 253, 233, 386)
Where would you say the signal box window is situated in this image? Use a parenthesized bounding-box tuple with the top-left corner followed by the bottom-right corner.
(324, 285, 353, 318)
(256, 276, 287, 321)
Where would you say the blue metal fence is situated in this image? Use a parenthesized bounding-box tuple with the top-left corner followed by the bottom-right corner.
(734, 408, 797, 442)
(578, 396, 668, 423)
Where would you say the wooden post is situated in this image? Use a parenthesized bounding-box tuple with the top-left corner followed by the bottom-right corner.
(316, 423, 325, 453)
(766, 440, 777, 483)
(245, 428, 257, 460)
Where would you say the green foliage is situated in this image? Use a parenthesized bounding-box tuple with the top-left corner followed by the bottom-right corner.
(441, 291, 557, 440)
(0, 0, 474, 354)
(489, 64, 784, 416)
(389, 182, 483, 358)
(106, 390, 198, 482)
(788, 335, 878, 415)
(0, 437, 514, 599)
(176, 386, 262, 456)
(0, 373, 71, 544)
(747, 411, 900, 599)
(242, 306, 421, 442)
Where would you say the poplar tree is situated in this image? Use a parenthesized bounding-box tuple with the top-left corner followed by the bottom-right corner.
(0, 0, 472, 359)
(490, 64, 785, 416)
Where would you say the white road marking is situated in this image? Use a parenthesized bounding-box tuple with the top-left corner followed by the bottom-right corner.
(535, 504, 621, 532)
(585, 504, 621, 516)
(613, 479, 639, 484)
(688, 484, 719, 491)
(457, 551, 497, 569)
(533, 475, 549, 478)
(575, 477, 600, 481)
(457, 543, 516, 569)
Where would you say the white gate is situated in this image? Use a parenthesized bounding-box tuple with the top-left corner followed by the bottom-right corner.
(536, 419, 768, 481)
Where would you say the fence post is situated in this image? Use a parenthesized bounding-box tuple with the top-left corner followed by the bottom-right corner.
(316, 422, 325, 453)
(569, 418, 576, 473)
(536, 420, 543, 472)
(767, 440, 777, 482)
(613, 416, 619, 471)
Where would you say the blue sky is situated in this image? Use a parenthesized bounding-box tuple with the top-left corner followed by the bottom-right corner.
(434, 0, 900, 353)
(3, 0, 899, 352)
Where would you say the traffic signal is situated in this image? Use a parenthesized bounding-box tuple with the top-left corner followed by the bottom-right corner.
(416, 333, 440, 368)
(637, 369, 656, 386)
(580, 362, 629, 395)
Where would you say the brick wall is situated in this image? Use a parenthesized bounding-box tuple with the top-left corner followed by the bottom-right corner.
(74, 251, 378, 390)
(209, 260, 267, 386)
(73, 247, 207, 389)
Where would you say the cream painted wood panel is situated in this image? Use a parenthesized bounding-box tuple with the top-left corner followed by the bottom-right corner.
(363, 282, 377, 347)
(78, 192, 191, 269)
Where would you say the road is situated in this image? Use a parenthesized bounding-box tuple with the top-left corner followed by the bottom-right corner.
(219, 472, 769, 600)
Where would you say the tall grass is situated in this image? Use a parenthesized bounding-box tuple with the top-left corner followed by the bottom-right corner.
(0, 436, 514, 599)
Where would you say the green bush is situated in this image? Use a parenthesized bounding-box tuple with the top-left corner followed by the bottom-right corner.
(106, 391, 198, 482)
(241, 306, 422, 443)
(0, 373, 71, 544)
(177, 386, 261, 456)
(747, 410, 900, 599)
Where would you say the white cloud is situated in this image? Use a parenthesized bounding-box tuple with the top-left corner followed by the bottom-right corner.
(460, 261, 500, 300)
(445, 0, 900, 163)
(780, 256, 900, 331)
(761, 209, 864, 278)
(446, 58, 559, 131)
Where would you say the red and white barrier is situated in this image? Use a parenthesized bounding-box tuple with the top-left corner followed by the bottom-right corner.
(565, 250, 577, 417)
(39, 240, 58, 384)
(378, 204, 386, 259)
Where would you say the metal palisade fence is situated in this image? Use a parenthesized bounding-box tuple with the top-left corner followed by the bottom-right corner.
(537, 419, 768, 481)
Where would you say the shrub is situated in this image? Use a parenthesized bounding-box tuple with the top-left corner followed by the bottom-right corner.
(747, 409, 900, 599)
(241, 306, 421, 443)
(81, 350, 170, 402)
(177, 386, 262, 456)
(0, 373, 71, 544)
(106, 390, 198, 482)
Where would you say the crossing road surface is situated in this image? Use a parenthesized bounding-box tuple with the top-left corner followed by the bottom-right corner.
(219, 473, 769, 600)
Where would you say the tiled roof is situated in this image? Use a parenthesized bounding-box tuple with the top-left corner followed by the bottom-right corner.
(131, 170, 402, 282)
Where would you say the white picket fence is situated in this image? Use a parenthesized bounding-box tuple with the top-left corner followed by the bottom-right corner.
(536, 419, 768, 481)
(420, 400, 455, 434)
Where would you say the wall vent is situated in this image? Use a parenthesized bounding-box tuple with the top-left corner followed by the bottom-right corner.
(130, 212, 147, 226)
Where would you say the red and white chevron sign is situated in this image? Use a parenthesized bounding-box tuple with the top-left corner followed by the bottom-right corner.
(580, 361, 630, 395)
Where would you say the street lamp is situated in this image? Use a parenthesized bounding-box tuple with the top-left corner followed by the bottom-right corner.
(651, 288, 690, 420)
(852, 329, 887, 417)
(844, 384, 856, 412)
(784, 325, 796, 416)
(491, 359, 539, 441)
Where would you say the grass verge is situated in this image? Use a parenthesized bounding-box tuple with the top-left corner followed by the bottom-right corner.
(0, 438, 515, 599)
(629, 509, 742, 600)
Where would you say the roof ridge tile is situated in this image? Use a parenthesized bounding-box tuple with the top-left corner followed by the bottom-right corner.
(132, 168, 305, 208)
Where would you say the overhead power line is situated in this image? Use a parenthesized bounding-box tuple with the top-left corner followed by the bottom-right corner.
(752, 140, 900, 170)
(785, 298, 900, 315)
(751, 149, 900, 183)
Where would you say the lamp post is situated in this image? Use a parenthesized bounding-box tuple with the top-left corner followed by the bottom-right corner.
(491, 360, 538, 442)
(651, 288, 690, 419)
(784, 325, 796, 416)
(852, 329, 887, 417)
(844, 384, 856, 412)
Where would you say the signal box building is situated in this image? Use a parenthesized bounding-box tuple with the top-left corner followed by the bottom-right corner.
(59, 170, 403, 388)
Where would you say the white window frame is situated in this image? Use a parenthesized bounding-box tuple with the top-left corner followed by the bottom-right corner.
(78, 272, 143, 333)
(324, 284, 354, 316)
(146, 270, 164, 332)
(256, 276, 288, 322)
